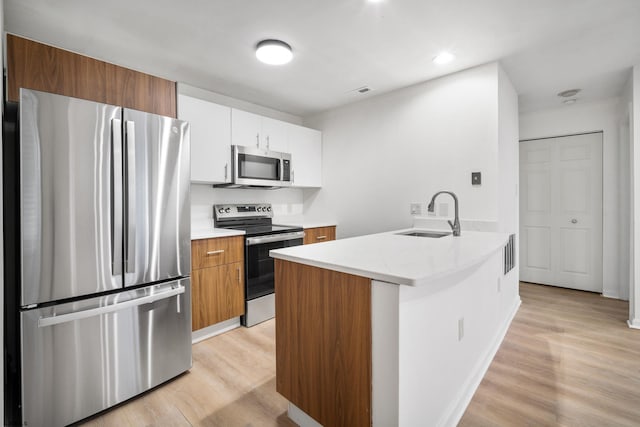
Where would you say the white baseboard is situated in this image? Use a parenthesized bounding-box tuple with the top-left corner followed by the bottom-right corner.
(627, 318, 640, 329)
(288, 402, 323, 427)
(440, 297, 522, 427)
(191, 317, 241, 344)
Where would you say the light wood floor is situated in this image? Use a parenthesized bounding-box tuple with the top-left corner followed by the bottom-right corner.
(459, 282, 640, 427)
(80, 282, 640, 426)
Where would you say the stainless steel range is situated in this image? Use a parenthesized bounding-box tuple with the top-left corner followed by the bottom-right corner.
(214, 204, 304, 327)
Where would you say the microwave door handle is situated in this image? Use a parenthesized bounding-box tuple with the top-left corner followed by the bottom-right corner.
(111, 119, 123, 276)
(124, 120, 136, 274)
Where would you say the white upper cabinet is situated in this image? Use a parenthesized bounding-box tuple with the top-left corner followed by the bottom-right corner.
(288, 124, 322, 188)
(231, 109, 288, 152)
(178, 94, 232, 184)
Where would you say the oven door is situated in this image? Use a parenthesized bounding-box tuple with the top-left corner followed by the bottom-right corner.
(245, 232, 304, 301)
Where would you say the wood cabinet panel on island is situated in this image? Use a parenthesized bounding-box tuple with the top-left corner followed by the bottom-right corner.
(191, 236, 245, 331)
(6, 34, 176, 117)
(303, 226, 336, 244)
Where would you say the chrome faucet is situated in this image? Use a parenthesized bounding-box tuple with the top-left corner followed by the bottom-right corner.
(427, 191, 461, 236)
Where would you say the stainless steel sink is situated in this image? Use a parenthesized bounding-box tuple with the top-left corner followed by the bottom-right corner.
(395, 230, 451, 238)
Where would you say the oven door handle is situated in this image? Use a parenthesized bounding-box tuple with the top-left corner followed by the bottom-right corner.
(246, 231, 305, 246)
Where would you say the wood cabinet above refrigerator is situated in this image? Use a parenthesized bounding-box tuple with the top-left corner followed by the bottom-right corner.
(6, 34, 177, 118)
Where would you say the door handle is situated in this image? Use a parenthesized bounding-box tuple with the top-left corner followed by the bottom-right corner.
(571, 218, 578, 224)
(125, 120, 137, 274)
(111, 118, 123, 276)
(38, 285, 185, 327)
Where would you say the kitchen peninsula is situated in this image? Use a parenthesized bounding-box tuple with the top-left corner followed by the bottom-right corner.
(270, 229, 520, 427)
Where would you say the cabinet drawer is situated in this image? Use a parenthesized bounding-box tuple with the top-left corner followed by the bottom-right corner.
(192, 236, 243, 269)
(303, 226, 336, 245)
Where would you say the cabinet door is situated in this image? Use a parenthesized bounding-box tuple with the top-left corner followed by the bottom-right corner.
(261, 116, 289, 152)
(231, 109, 262, 148)
(178, 95, 231, 183)
(289, 124, 322, 187)
(192, 262, 244, 331)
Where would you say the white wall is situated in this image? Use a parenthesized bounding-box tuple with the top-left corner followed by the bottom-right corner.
(191, 185, 304, 227)
(177, 84, 306, 226)
(178, 83, 302, 125)
(303, 63, 503, 238)
(519, 97, 628, 300)
(497, 65, 521, 314)
(630, 65, 640, 328)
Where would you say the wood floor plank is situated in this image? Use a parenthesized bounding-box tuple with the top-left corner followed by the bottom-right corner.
(79, 282, 640, 426)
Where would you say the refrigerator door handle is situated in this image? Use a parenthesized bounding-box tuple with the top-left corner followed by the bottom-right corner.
(111, 118, 124, 276)
(37, 284, 186, 327)
(124, 120, 137, 274)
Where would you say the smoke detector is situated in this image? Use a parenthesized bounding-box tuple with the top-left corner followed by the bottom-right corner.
(557, 88, 581, 98)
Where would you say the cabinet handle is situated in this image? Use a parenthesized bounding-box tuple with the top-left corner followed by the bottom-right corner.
(256, 133, 260, 148)
(292, 170, 295, 184)
(224, 163, 228, 180)
(266, 135, 270, 149)
(316, 235, 327, 240)
(206, 249, 225, 255)
(237, 266, 241, 283)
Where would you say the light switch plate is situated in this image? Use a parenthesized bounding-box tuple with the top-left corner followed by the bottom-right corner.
(472, 172, 481, 185)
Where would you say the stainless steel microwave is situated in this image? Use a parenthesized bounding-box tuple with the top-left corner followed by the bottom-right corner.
(216, 145, 292, 189)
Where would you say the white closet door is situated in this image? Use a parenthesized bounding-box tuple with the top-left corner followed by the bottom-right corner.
(520, 132, 603, 292)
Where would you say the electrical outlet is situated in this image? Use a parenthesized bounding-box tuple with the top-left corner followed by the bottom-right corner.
(410, 203, 422, 215)
(458, 317, 464, 341)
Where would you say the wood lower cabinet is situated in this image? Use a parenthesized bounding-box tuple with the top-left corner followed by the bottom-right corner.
(191, 236, 244, 331)
(303, 226, 336, 244)
(6, 34, 177, 117)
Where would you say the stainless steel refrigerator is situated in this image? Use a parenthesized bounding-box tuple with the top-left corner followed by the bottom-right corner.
(11, 89, 192, 426)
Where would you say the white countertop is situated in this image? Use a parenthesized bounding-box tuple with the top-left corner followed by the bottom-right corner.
(191, 226, 245, 240)
(272, 216, 337, 229)
(270, 228, 509, 286)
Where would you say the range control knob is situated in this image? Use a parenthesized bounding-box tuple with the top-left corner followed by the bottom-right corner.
(267, 207, 272, 212)
(224, 207, 231, 213)
(257, 207, 262, 212)
(218, 208, 224, 213)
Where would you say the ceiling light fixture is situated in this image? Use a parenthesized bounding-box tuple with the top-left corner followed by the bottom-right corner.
(433, 51, 455, 65)
(255, 39, 293, 65)
(563, 98, 577, 105)
(557, 88, 581, 98)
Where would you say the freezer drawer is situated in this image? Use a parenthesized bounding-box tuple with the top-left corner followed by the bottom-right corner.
(20, 279, 192, 427)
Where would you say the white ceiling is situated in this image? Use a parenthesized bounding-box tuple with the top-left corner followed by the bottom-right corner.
(5, 0, 640, 117)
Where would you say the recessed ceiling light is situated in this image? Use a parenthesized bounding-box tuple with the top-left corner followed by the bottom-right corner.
(433, 51, 455, 65)
(255, 39, 293, 65)
(557, 88, 581, 98)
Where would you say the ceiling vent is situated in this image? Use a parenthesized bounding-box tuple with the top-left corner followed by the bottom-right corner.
(352, 86, 373, 94)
